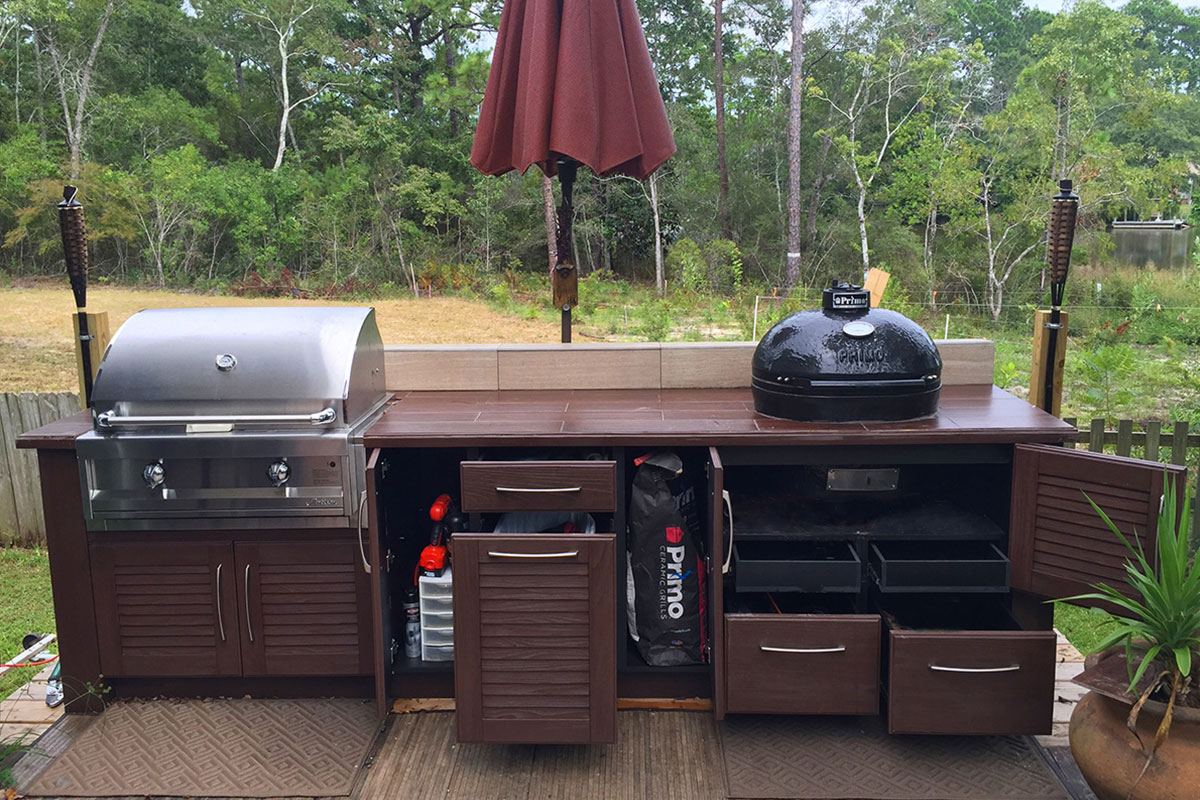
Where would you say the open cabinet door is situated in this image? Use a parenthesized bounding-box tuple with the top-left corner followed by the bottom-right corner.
(708, 446, 726, 720)
(364, 448, 392, 717)
(1010, 444, 1186, 603)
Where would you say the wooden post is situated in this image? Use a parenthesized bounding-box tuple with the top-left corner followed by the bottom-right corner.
(73, 311, 110, 409)
(1028, 309, 1068, 416)
(864, 267, 890, 307)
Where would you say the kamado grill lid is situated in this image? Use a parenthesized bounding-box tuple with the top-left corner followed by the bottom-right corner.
(752, 281, 942, 422)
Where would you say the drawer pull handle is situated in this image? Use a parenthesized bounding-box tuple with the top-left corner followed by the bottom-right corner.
(487, 550, 579, 559)
(244, 565, 254, 643)
(215, 564, 226, 642)
(929, 664, 1020, 673)
(494, 486, 582, 494)
(760, 645, 846, 654)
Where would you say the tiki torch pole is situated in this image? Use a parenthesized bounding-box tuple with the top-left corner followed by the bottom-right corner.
(58, 186, 94, 407)
(1042, 179, 1078, 415)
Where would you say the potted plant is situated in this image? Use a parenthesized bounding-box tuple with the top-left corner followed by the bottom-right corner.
(1064, 477, 1199, 800)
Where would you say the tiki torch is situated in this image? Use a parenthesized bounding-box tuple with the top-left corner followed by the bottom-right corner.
(58, 186, 94, 407)
(1042, 179, 1078, 414)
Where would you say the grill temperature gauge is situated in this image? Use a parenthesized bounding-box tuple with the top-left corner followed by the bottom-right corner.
(268, 460, 290, 487)
(143, 461, 165, 489)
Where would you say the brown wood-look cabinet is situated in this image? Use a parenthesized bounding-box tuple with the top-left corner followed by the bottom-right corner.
(92, 541, 242, 677)
(91, 535, 371, 679)
(237, 540, 372, 677)
(1009, 444, 1187, 602)
(452, 533, 616, 744)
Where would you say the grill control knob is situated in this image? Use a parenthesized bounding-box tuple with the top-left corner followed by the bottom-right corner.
(143, 461, 165, 490)
(268, 460, 290, 487)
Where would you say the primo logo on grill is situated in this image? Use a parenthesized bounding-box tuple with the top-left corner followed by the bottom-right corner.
(833, 294, 868, 308)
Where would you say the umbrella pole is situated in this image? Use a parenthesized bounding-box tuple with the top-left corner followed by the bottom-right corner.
(552, 159, 579, 344)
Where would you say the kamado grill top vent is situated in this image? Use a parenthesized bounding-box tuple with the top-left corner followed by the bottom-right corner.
(752, 281, 942, 422)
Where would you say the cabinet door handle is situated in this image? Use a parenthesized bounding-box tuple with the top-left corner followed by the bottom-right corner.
(494, 486, 582, 494)
(487, 550, 579, 559)
(215, 564, 226, 642)
(929, 664, 1020, 673)
(760, 645, 846, 654)
(721, 489, 733, 574)
(244, 565, 254, 643)
(356, 490, 371, 574)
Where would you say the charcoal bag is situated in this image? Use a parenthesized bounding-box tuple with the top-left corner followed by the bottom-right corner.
(627, 452, 706, 666)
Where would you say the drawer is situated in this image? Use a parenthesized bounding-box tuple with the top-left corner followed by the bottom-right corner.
(420, 594, 454, 614)
(725, 614, 880, 715)
(422, 625, 454, 646)
(460, 461, 616, 513)
(886, 629, 1055, 734)
(734, 541, 861, 593)
(870, 541, 1009, 593)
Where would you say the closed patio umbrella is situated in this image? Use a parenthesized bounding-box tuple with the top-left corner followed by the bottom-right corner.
(471, 0, 675, 341)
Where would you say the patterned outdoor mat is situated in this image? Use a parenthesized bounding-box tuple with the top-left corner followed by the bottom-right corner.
(24, 698, 380, 798)
(719, 715, 1069, 800)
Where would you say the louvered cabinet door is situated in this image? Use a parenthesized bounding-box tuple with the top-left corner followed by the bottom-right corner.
(453, 533, 616, 744)
(91, 541, 241, 677)
(235, 540, 372, 677)
(1010, 444, 1187, 602)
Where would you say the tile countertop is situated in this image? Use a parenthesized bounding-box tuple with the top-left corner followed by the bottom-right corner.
(16, 386, 1078, 451)
(362, 385, 1077, 449)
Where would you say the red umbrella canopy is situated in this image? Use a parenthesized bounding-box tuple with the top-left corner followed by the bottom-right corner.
(471, 0, 676, 181)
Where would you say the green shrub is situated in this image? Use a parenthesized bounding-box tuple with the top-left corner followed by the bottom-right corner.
(666, 238, 706, 293)
(635, 300, 672, 341)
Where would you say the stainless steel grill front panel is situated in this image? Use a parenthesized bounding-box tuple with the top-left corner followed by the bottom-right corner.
(79, 306, 388, 530)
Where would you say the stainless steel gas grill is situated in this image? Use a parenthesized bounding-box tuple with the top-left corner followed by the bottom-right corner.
(76, 307, 388, 530)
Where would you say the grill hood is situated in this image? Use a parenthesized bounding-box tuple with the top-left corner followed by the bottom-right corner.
(91, 307, 385, 429)
(752, 282, 942, 422)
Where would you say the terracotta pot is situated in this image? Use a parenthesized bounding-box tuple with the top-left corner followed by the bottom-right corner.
(1069, 690, 1200, 800)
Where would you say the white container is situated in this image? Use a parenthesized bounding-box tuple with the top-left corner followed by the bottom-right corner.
(419, 566, 453, 661)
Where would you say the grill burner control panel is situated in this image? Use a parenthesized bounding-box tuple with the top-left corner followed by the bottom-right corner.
(78, 445, 352, 529)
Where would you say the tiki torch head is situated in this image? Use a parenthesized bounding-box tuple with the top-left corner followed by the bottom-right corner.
(58, 185, 89, 311)
(1047, 179, 1078, 308)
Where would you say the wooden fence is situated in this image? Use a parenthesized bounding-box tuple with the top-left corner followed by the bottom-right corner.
(0, 394, 1198, 549)
(0, 392, 81, 547)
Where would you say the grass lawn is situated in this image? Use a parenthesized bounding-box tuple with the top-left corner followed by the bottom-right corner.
(0, 549, 55, 702)
(1053, 602, 1119, 656)
(0, 283, 558, 391)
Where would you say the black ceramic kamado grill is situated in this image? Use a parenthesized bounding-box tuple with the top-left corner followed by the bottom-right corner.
(752, 281, 942, 422)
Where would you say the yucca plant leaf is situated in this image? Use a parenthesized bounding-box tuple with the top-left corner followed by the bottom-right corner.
(1174, 646, 1192, 678)
(1129, 644, 1163, 694)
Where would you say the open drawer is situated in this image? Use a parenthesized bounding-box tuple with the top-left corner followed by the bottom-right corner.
(881, 599, 1055, 735)
(460, 461, 616, 513)
(733, 541, 861, 594)
(870, 541, 1009, 593)
(725, 610, 880, 715)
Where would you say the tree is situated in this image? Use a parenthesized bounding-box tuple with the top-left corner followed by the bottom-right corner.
(35, 0, 117, 179)
(783, 0, 806, 286)
(714, 0, 731, 239)
(815, 2, 953, 272)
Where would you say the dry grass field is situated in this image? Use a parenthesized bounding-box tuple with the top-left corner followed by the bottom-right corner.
(0, 284, 558, 391)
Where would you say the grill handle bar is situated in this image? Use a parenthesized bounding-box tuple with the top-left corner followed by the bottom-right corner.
(96, 407, 337, 428)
